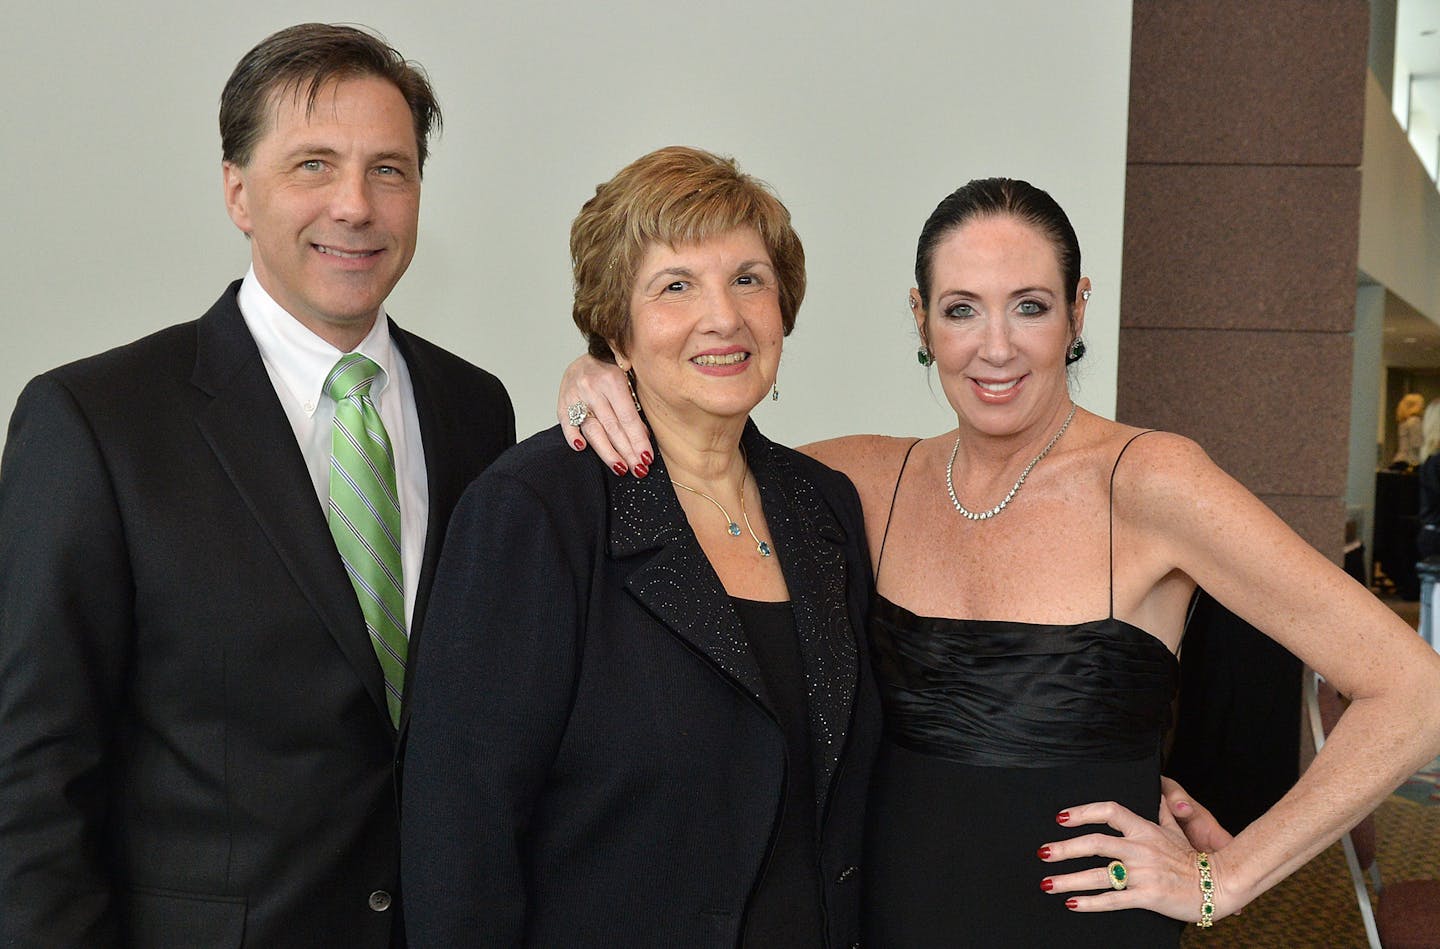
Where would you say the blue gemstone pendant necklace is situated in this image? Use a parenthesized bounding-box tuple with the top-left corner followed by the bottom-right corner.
(671, 460, 773, 558)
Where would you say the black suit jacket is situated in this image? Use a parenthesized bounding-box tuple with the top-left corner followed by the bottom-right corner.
(0, 282, 514, 948)
(402, 423, 881, 948)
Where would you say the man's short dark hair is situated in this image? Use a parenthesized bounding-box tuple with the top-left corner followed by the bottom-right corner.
(220, 23, 442, 174)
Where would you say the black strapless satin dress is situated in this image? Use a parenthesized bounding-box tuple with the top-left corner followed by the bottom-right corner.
(863, 595, 1183, 948)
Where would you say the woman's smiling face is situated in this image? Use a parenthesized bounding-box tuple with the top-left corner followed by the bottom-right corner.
(617, 226, 783, 428)
(916, 214, 1087, 437)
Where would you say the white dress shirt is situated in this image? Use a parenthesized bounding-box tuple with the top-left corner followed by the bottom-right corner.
(237, 268, 429, 632)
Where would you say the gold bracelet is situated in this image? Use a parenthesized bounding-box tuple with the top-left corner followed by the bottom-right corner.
(1195, 851, 1215, 928)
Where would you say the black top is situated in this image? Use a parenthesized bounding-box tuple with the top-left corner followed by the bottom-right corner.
(863, 432, 1182, 947)
(868, 599, 1177, 767)
(733, 597, 825, 949)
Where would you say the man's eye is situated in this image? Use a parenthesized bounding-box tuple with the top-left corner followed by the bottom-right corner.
(301, 160, 324, 172)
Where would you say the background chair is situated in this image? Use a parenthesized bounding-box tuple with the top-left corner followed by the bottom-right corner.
(1305, 669, 1440, 948)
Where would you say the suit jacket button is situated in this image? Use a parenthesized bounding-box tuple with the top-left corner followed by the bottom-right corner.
(836, 865, 858, 883)
(368, 890, 393, 912)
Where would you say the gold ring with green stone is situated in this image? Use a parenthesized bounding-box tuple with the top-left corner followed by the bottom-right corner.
(1106, 859, 1128, 890)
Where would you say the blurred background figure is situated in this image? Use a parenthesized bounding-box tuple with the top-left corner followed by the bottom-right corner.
(1393, 393, 1425, 467)
(1416, 400, 1440, 561)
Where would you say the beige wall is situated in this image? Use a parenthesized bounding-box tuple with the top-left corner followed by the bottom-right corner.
(0, 1, 1135, 454)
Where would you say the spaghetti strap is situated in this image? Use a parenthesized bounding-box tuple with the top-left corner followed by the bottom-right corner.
(875, 439, 923, 584)
(1109, 430, 1158, 619)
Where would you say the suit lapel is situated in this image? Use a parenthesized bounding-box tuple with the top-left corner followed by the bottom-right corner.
(744, 426, 858, 814)
(391, 324, 471, 736)
(190, 285, 391, 725)
(390, 325, 447, 651)
(609, 448, 769, 709)
(610, 423, 861, 814)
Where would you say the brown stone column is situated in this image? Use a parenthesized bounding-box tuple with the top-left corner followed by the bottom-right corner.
(1117, 0, 1370, 830)
(1119, 0, 1368, 558)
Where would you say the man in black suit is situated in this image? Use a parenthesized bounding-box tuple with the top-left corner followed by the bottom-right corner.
(0, 23, 513, 948)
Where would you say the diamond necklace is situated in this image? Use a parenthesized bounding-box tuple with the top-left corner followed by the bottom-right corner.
(945, 402, 1077, 521)
(671, 456, 773, 558)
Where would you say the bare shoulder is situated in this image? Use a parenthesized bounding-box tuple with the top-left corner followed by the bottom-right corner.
(1105, 428, 1258, 530)
(1038, 416, 1202, 488)
(799, 435, 924, 494)
(1107, 429, 1215, 482)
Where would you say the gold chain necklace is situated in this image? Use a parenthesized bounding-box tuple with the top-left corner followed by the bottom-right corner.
(671, 459, 773, 558)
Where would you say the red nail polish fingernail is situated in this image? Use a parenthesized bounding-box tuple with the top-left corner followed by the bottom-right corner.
(641, 451, 653, 466)
(612, 462, 628, 475)
(1056, 811, 1070, 824)
(634, 464, 649, 478)
(1036, 846, 1051, 860)
(573, 439, 586, 451)
(1041, 878, 1054, 892)
(1065, 899, 1079, 910)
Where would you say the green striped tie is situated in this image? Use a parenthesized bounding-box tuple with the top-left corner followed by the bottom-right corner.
(325, 353, 406, 727)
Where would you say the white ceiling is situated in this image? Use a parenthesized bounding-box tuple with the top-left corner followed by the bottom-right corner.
(1383, 302, 1440, 368)
(1384, 3, 1440, 367)
(1398, 0, 1440, 172)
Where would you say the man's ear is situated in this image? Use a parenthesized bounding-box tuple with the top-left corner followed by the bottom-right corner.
(222, 161, 253, 236)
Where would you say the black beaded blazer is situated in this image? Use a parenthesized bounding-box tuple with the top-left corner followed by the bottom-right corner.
(401, 421, 881, 948)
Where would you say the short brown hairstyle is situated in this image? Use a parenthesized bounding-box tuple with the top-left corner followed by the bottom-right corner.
(220, 23, 441, 174)
(570, 146, 806, 362)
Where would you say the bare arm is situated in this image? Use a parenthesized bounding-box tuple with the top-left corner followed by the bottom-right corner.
(555, 355, 653, 475)
(1043, 434, 1440, 922)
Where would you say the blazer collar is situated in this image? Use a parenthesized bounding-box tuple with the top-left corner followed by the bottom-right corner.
(610, 420, 858, 811)
(191, 282, 392, 729)
(391, 323, 479, 741)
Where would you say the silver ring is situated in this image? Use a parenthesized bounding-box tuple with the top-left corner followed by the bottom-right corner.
(566, 401, 591, 428)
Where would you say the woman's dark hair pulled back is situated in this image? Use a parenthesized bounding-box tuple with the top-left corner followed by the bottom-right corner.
(914, 177, 1081, 306)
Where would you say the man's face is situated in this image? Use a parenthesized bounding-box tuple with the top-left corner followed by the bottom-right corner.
(223, 75, 421, 349)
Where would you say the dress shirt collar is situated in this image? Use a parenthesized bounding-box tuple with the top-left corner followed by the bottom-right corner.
(237, 266, 397, 417)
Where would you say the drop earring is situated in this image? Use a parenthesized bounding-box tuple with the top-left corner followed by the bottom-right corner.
(625, 369, 642, 412)
(1066, 337, 1087, 365)
(771, 380, 780, 402)
(912, 296, 932, 365)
